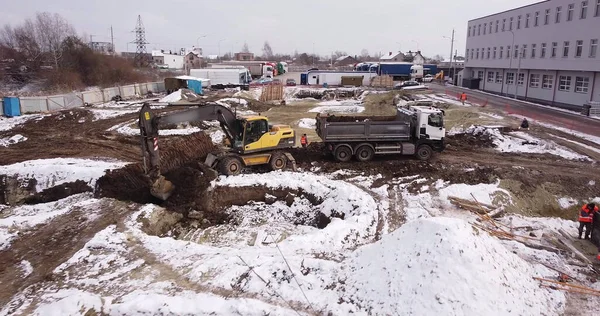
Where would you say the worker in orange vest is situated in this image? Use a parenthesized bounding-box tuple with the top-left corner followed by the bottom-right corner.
(300, 134, 308, 148)
(460, 92, 467, 105)
(579, 203, 597, 240)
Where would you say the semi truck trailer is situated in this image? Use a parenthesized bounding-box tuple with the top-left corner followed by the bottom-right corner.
(315, 105, 445, 162)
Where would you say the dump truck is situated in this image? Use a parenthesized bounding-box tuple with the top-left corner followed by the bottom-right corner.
(315, 105, 445, 162)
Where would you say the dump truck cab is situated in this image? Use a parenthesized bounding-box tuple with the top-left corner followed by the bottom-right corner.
(403, 106, 445, 142)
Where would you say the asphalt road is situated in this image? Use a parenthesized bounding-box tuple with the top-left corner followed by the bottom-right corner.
(427, 83, 600, 137)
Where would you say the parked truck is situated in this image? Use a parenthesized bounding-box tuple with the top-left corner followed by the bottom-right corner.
(315, 105, 445, 162)
(190, 68, 251, 89)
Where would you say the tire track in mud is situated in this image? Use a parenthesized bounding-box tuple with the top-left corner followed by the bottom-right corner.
(0, 200, 136, 308)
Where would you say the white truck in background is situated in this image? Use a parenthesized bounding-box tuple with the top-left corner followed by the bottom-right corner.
(210, 62, 273, 79)
(190, 68, 251, 89)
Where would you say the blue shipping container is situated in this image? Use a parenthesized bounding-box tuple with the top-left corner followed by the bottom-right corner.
(3, 97, 21, 117)
(186, 80, 203, 95)
(300, 73, 308, 85)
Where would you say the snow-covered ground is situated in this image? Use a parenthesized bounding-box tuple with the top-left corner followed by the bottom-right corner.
(457, 125, 590, 160)
(88, 109, 139, 121)
(0, 134, 27, 147)
(309, 100, 365, 114)
(107, 119, 202, 136)
(0, 158, 128, 192)
(0, 114, 47, 132)
(297, 118, 316, 129)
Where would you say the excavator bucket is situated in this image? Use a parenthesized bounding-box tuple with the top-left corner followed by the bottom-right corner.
(150, 175, 175, 201)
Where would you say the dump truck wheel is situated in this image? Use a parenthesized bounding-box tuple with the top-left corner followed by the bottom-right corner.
(416, 145, 433, 161)
(355, 145, 374, 162)
(219, 156, 242, 175)
(270, 152, 287, 171)
(334, 145, 352, 162)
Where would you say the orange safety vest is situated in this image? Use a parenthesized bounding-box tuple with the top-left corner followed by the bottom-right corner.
(579, 204, 597, 223)
(460, 93, 467, 101)
(300, 136, 307, 145)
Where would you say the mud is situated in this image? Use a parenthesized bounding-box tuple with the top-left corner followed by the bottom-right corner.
(23, 181, 92, 204)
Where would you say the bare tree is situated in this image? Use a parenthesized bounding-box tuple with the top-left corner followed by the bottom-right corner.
(360, 49, 369, 59)
(241, 42, 250, 53)
(262, 41, 273, 59)
(35, 12, 75, 69)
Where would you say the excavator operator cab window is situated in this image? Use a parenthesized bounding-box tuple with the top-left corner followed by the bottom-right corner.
(244, 119, 268, 145)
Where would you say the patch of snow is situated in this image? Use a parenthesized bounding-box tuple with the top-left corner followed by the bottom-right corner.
(159, 90, 182, 102)
(0, 114, 47, 132)
(0, 134, 27, 147)
(557, 197, 578, 209)
(309, 105, 365, 114)
(19, 260, 33, 277)
(516, 117, 600, 146)
(0, 158, 128, 192)
(479, 112, 505, 120)
(216, 97, 248, 108)
(297, 118, 316, 129)
(89, 109, 138, 121)
(33, 289, 104, 316)
(233, 88, 262, 100)
(209, 130, 225, 144)
(401, 84, 428, 90)
(438, 180, 512, 207)
(550, 135, 600, 154)
(339, 217, 565, 316)
(108, 120, 201, 136)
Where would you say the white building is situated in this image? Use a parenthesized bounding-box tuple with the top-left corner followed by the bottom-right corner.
(151, 50, 185, 69)
(380, 51, 405, 62)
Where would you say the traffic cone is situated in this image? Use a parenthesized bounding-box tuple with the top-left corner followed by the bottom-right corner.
(597, 253, 600, 261)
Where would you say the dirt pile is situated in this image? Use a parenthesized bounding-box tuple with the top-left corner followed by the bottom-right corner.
(95, 133, 217, 204)
(23, 180, 92, 204)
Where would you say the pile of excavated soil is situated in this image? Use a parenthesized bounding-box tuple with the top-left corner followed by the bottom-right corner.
(23, 180, 92, 204)
(95, 133, 217, 205)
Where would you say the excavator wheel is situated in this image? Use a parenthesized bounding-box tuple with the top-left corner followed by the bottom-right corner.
(269, 152, 287, 171)
(219, 156, 243, 176)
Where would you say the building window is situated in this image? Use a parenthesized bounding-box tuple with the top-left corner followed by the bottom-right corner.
(509, 17, 514, 30)
(563, 41, 570, 57)
(576, 40, 584, 57)
(468, 26, 471, 36)
(496, 20, 499, 32)
(507, 45, 511, 58)
(517, 15, 522, 29)
(488, 23, 492, 34)
(487, 47, 491, 59)
(530, 74, 541, 88)
(596, 0, 600, 16)
(478, 71, 484, 79)
(534, 12, 540, 26)
(470, 49, 474, 60)
(556, 6, 562, 22)
(514, 45, 519, 58)
(542, 75, 554, 89)
(483, 23, 487, 35)
(518, 73, 525, 86)
(559, 76, 572, 91)
(502, 18, 506, 31)
(500, 46, 504, 59)
(496, 72, 503, 83)
(545, 9, 550, 24)
(551, 42, 558, 57)
(478, 24, 481, 35)
(568, 4, 575, 20)
(506, 72, 515, 85)
(476, 48, 480, 59)
(525, 14, 530, 28)
(531, 44, 537, 58)
(522, 44, 528, 59)
(590, 39, 598, 57)
(581, 1, 589, 19)
(541, 43, 547, 58)
(493, 47, 497, 59)
(576, 77, 590, 93)
(487, 71, 494, 83)
(466, 49, 469, 61)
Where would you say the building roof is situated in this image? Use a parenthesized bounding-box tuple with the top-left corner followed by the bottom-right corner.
(380, 52, 404, 60)
(336, 55, 354, 61)
(468, 0, 549, 22)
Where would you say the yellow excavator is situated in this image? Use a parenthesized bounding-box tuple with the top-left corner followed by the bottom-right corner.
(138, 102, 297, 200)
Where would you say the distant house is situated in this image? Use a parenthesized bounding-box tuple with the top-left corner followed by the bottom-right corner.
(335, 55, 358, 66)
(235, 53, 254, 61)
(412, 51, 425, 65)
(152, 50, 184, 69)
(184, 48, 203, 71)
(380, 51, 405, 62)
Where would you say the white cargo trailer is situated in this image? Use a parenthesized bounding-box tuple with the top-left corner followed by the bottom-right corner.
(306, 71, 377, 86)
(190, 68, 251, 88)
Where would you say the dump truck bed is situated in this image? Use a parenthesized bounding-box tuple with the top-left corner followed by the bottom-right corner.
(315, 113, 412, 142)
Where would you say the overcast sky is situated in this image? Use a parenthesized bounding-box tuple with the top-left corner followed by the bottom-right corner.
(2, 0, 540, 59)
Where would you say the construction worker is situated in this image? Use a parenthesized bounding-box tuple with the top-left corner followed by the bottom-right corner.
(300, 134, 308, 148)
(520, 118, 529, 130)
(578, 203, 597, 240)
(460, 92, 467, 105)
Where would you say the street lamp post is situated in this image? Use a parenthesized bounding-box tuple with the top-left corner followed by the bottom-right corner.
(411, 40, 420, 51)
(395, 42, 402, 53)
(443, 29, 455, 84)
(196, 35, 208, 48)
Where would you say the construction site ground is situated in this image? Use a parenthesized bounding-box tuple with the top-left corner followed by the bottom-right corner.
(1, 86, 600, 315)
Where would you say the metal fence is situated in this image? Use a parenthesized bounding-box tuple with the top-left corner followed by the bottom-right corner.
(12, 81, 166, 114)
